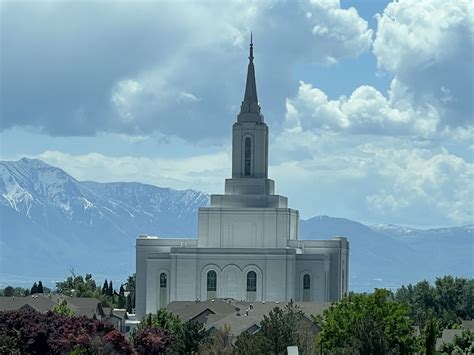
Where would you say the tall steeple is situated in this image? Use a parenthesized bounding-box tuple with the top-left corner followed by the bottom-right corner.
(240, 33, 261, 117)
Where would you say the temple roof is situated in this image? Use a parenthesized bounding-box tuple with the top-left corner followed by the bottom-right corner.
(240, 34, 261, 117)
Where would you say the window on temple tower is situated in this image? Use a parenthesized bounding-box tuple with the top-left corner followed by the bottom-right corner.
(244, 137, 251, 176)
(207, 270, 217, 299)
(159, 273, 167, 308)
(303, 274, 311, 301)
(246, 271, 257, 302)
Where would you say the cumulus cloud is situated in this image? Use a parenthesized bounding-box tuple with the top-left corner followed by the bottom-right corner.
(373, 0, 474, 129)
(305, 0, 373, 64)
(271, 130, 473, 225)
(285, 80, 440, 136)
(282, 0, 473, 140)
(1, 0, 372, 139)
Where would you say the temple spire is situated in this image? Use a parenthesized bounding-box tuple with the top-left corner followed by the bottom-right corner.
(249, 32, 254, 61)
(240, 33, 260, 115)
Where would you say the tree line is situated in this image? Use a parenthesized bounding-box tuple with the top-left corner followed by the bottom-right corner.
(1, 275, 472, 354)
(1, 272, 137, 313)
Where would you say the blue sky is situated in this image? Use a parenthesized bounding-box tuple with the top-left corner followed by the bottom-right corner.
(1, 0, 473, 227)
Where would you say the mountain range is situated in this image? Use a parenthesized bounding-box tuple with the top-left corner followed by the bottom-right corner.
(1, 158, 472, 291)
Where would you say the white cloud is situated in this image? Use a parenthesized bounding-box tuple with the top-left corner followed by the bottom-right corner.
(285, 80, 440, 136)
(306, 0, 373, 64)
(2, 0, 373, 139)
(271, 129, 473, 225)
(32, 150, 230, 194)
(373, 0, 474, 129)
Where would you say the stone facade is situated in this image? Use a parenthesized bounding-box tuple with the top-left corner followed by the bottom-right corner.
(136, 39, 349, 319)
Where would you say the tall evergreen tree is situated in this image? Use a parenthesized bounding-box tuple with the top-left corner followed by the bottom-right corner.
(102, 279, 108, 295)
(118, 285, 126, 308)
(30, 282, 38, 294)
(37, 281, 44, 294)
(126, 294, 133, 313)
(108, 280, 114, 297)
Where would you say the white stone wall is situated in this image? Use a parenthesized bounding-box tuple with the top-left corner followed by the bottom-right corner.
(198, 208, 299, 248)
(136, 237, 349, 318)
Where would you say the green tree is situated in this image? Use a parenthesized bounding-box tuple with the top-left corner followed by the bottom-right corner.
(234, 302, 307, 355)
(102, 279, 108, 295)
(52, 300, 75, 317)
(126, 294, 133, 313)
(30, 282, 38, 294)
(317, 289, 416, 354)
(394, 276, 474, 329)
(3, 286, 14, 297)
(108, 280, 113, 297)
(125, 274, 136, 309)
(137, 309, 183, 335)
(260, 302, 306, 354)
(198, 324, 233, 355)
(37, 281, 44, 294)
(56, 272, 96, 297)
(422, 311, 440, 355)
(234, 332, 264, 355)
(438, 329, 474, 354)
(172, 320, 209, 354)
(118, 285, 126, 309)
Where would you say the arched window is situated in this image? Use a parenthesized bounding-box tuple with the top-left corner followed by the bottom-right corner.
(303, 274, 310, 290)
(244, 137, 251, 176)
(247, 271, 257, 292)
(159, 272, 168, 309)
(303, 274, 311, 301)
(246, 271, 257, 301)
(160, 273, 167, 288)
(207, 270, 217, 299)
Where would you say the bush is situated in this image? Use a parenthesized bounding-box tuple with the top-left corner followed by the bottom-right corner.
(133, 327, 174, 354)
(0, 309, 133, 354)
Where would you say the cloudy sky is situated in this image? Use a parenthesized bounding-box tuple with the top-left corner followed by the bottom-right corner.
(1, 0, 473, 227)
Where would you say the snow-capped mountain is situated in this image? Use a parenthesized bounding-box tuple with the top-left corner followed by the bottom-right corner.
(0, 158, 472, 291)
(300, 216, 473, 291)
(0, 158, 209, 283)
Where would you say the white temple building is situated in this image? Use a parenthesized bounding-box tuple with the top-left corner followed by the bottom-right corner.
(136, 39, 349, 319)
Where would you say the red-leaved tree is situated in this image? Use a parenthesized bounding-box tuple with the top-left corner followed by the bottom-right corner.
(0, 309, 133, 354)
(133, 328, 174, 354)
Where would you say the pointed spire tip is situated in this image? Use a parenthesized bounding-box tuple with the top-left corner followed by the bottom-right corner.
(249, 32, 254, 61)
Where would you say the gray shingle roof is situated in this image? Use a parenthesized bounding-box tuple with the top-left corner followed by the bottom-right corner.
(0, 295, 55, 313)
(0, 295, 105, 320)
(166, 299, 330, 336)
(167, 300, 240, 321)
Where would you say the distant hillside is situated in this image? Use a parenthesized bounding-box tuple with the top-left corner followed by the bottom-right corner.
(300, 217, 473, 291)
(0, 158, 472, 291)
(0, 158, 209, 285)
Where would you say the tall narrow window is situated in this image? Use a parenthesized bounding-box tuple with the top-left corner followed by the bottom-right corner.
(207, 270, 217, 299)
(246, 271, 257, 302)
(244, 137, 251, 176)
(303, 274, 311, 301)
(159, 273, 168, 309)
